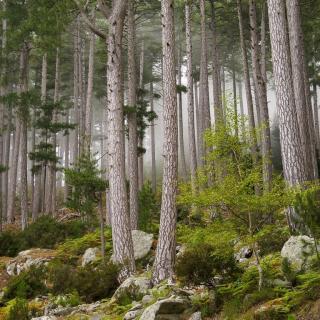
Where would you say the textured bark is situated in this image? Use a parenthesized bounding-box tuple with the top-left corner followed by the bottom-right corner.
(313, 81, 320, 152)
(138, 41, 145, 190)
(64, 109, 70, 202)
(198, 0, 211, 166)
(237, 0, 258, 162)
(2, 108, 10, 221)
(267, 0, 308, 186)
(150, 81, 156, 193)
(285, 0, 317, 181)
(107, 0, 135, 277)
(152, 0, 178, 284)
(84, 11, 95, 154)
(210, 0, 223, 126)
(185, 2, 197, 196)
(127, 0, 139, 230)
(177, 39, 187, 179)
(249, 0, 272, 191)
(19, 43, 29, 230)
(194, 82, 201, 167)
(238, 81, 246, 140)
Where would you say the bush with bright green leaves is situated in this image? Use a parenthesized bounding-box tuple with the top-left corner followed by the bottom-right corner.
(4, 298, 29, 320)
(0, 216, 89, 257)
(65, 154, 107, 220)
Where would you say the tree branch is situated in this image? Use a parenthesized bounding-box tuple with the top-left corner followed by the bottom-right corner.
(97, 0, 111, 19)
(73, 0, 107, 40)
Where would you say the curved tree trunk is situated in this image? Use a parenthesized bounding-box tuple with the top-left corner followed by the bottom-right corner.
(152, 0, 178, 284)
(127, 0, 139, 230)
(107, 0, 135, 278)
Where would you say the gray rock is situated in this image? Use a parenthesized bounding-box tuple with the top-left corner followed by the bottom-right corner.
(6, 249, 56, 276)
(132, 230, 153, 260)
(82, 247, 100, 266)
(139, 297, 191, 320)
(113, 276, 151, 303)
(281, 235, 320, 271)
(189, 312, 202, 320)
(124, 309, 143, 320)
(235, 246, 253, 263)
(142, 294, 153, 305)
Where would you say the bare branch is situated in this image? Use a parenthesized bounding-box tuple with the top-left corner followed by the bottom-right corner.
(73, 0, 107, 40)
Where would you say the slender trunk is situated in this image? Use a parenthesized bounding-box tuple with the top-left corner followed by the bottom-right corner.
(64, 109, 70, 202)
(198, 0, 211, 166)
(150, 81, 156, 193)
(84, 11, 95, 154)
(177, 38, 187, 179)
(127, 0, 139, 230)
(249, 0, 272, 192)
(19, 43, 29, 230)
(268, 0, 309, 230)
(285, 0, 317, 181)
(194, 82, 201, 167)
(221, 66, 226, 120)
(107, 0, 135, 278)
(185, 2, 198, 196)
(210, 0, 223, 126)
(237, 0, 259, 162)
(313, 82, 320, 152)
(238, 81, 246, 140)
(232, 66, 238, 137)
(152, 0, 178, 284)
(33, 54, 47, 219)
(138, 41, 145, 190)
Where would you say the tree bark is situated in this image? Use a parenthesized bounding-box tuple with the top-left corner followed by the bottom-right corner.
(249, 0, 272, 192)
(267, 0, 308, 186)
(285, 0, 317, 181)
(194, 82, 201, 167)
(107, 0, 135, 278)
(185, 2, 197, 197)
(127, 0, 139, 230)
(210, 0, 223, 126)
(237, 0, 259, 162)
(152, 0, 178, 284)
(313, 81, 320, 152)
(232, 66, 238, 137)
(198, 0, 211, 166)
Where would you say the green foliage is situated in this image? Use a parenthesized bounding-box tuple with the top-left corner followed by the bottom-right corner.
(0, 216, 88, 257)
(48, 261, 119, 303)
(190, 290, 216, 317)
(65, 154, 107, 219)
(138, 182, 158, 232)
(50, 292, 82, 308)
(2, 267, 47, 302)
(5, 298, 29, 320)
(281, 258, 297, 286)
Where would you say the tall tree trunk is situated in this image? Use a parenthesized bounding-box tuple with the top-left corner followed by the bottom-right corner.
(210, 0, 223, 126)
(194, 82, 201, 166)
(32, 54, 47, 220)
(84, 11, 95, 154)
(249, 0, 272, 191)
(285, 0, 317, 181)
(177, 38, 187, 179)
(127, 0, 139, 230)
(232, 66, 238, 137)
(198, 0, 211, 166)
(138, 41, 145, 190)
(238, 81, 246, 139)
(313, 81, 320, 152)
(64, 109, 70, 202)
(19, 43, 29, 230)
(267, 0, 309, 230)
(152, 0, 178, 284)
(150, 81, 156, 193)
(107, 0, 135, 278)
(237, 0, 259, 162)
(185, 2, 198, 197)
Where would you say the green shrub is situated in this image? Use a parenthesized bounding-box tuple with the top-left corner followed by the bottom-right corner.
(51, 291, 82, 307)
(0, 216, 89, 257)
(176, 243, 238, 286)
(48, 261, 119, 303)
(5, 298, 29, 320)
(2, 267, 47, 302)
(74, 262, 119, 302)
